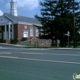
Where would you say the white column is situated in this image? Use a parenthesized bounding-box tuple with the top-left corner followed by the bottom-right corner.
(12, 24, 14, 39)
(5, 25, 7, 40)
(9, 23, 11, 40)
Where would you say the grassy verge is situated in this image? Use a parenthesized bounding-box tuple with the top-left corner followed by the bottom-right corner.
(23, 45, 80, 48)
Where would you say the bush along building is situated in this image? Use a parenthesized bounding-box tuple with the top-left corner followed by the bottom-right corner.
(0, 0, 51, 47)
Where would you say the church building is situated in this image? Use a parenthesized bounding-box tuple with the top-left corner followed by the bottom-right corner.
(0, 0, 51, 46)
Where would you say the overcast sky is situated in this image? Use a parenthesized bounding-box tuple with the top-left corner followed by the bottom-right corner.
(0, 0, 43, 18)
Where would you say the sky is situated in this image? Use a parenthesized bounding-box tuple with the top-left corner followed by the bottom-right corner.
(0, 0, 43, 18)
(0, 0, 79, 18)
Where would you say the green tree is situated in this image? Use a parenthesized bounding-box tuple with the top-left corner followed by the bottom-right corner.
(35, 0, 80, 47)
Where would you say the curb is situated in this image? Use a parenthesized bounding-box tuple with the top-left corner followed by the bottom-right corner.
(0, 43, 24, 47)
(0, 43, 80, 50)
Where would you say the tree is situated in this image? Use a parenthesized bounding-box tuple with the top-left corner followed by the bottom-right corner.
(35, 0, 80, 47)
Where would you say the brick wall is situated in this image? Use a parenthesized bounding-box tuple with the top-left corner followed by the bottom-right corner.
(17, 24, 38, 40)
(31, 38, 51, 47)
(14, 24, 18, 40)
(12, 23, 51, 46)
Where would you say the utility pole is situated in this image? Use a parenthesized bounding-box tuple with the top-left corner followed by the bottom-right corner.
(73, 0, 76, 48)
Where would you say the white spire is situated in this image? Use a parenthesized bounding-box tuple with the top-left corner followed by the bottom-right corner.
(10, 0, 18, 16)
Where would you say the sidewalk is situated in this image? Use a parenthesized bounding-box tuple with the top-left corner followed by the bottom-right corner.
(48, 48, 80, 50)
(0, 43, 25, 47)
(0, 43, 80, 50)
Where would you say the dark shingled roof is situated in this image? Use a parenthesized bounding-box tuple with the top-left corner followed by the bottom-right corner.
(4, 13, 41, 25)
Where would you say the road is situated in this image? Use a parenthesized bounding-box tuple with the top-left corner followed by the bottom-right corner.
(0, 44, 80, 80)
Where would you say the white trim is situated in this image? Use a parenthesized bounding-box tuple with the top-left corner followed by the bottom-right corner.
(5, 25, 7, 39)
(17, 21, 42, 26)
(12, 24, 14, 39)
(0, 21, 42, 26)
(0, 21, 12, 26)
(23, 30, 28, 38)
(0, 22, 9, 26)
(9, 23, 11, 40)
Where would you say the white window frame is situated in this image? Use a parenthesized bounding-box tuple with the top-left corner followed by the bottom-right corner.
(23, 30, 28, 38)
(30, 26, 33, 37)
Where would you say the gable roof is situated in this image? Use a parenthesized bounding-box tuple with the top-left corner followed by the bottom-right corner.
(0, 15, 11, 22)
(0, 15, 13, 26)
(3, 13, 41, 26)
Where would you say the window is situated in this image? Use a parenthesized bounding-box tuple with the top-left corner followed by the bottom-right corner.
(0, 33, 2, 39)
(23, 30, 28, 38)
(36, 27, 39, 37)
(30, 26, 33, 37)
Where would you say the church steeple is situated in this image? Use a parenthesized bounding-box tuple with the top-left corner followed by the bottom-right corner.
(10, 0, 18, 16)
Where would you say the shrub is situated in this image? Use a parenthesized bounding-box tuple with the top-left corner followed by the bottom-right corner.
(21, 38, 27, 41)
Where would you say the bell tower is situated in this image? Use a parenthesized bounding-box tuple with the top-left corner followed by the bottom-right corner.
(10, 0, 18, 16)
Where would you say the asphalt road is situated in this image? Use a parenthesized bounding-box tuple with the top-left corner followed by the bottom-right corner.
(0, 45, 80, 80)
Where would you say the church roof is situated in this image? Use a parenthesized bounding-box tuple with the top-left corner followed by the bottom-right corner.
(3, 13, 41, 26)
